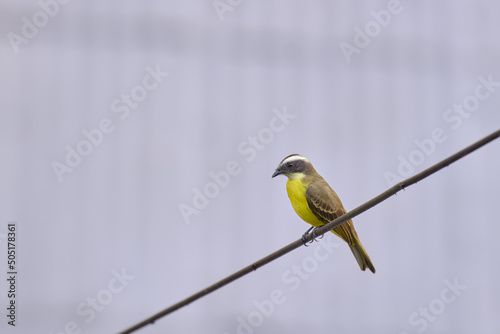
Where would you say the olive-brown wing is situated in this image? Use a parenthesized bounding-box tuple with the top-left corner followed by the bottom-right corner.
(305, 180, 357, 245)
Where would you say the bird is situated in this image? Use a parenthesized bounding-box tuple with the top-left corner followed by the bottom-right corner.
(272, 154, 375, 273)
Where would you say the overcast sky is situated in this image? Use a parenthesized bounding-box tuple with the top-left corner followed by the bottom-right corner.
(1, 1, 500, 333)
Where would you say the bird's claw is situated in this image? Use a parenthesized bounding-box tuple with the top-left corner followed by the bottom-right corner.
(301, 226, 314, 246)
(314, 228, 324, 240)
(301, 226, 321, 246)
(301, 233, 309, 247)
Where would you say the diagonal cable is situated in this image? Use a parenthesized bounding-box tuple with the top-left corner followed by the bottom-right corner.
(118, 128, 500, 334)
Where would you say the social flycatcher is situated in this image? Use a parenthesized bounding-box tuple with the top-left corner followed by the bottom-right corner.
(272, 154, 375, 273)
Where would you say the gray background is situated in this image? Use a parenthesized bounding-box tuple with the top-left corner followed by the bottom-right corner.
(1, 1, 500, 333)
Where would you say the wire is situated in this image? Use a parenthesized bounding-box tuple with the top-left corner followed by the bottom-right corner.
(117, 128, 500, 334)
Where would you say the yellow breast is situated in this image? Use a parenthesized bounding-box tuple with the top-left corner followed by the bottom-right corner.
(286, 179, 324, 227)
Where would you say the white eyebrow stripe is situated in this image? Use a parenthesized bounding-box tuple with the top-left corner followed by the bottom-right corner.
(281, 155, 308, 165)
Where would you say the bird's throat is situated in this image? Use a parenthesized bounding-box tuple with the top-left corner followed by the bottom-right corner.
(285, 178, 323, 226)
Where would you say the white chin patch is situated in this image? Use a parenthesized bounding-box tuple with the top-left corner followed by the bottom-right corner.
(287, 172, 306, 180)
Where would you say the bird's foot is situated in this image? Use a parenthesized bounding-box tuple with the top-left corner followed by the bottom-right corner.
(313, 228, 324, 240)
(301, 226, 319, 247)
(311, 227, 318, 240)
(301, 226, 314, 246)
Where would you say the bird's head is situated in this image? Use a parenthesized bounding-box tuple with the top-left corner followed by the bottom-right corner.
(272, 154, 313, 180)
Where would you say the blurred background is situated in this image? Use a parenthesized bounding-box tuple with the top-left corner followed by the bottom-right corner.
(1, 1, 500, 333)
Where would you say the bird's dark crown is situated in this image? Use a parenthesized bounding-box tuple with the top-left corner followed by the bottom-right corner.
(273, 154, 313, 177)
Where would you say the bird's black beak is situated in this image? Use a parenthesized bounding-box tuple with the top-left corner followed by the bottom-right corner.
(272, 169, 282, 178)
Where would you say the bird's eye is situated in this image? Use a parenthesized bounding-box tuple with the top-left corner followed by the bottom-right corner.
(287, 163, 293, 167)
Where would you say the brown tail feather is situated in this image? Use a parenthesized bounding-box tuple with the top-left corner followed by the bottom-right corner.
(349, 241, 376, 273)
(331, 221, 375, 273)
